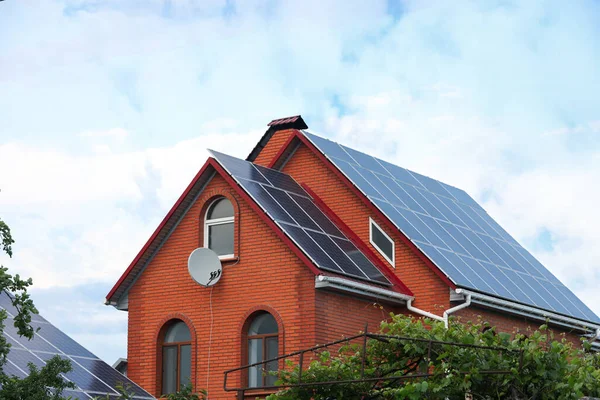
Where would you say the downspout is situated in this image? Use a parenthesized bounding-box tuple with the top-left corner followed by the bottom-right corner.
(591, 328, 600, 343)
(406, 290, 472, 329)
(443, 289, 472, 329)
(406, 299, 444, 323)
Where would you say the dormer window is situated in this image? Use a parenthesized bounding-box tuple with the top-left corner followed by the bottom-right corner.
(204, 198, 234, 258)
(369, 218, 394, 267)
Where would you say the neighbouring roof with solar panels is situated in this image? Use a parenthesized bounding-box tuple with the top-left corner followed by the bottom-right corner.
(0, 292, 155, 399)
(301, 130, 600, 324)
(209, 150, 398, 288)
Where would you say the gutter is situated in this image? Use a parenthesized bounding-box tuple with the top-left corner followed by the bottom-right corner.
(457, 288, 600, 333)
(315, 275, 413, 305)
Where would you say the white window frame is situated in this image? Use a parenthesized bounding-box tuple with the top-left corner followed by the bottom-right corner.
(369, 217, 395, 267)
(204, 198, 235, 259)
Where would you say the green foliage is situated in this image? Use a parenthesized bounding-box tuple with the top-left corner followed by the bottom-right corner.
(267, 313, 600, 400)
(0, 218, 15, 258)
(0, 356, 75, 400)
(165, 383, 208, 400)
(92, 382, 136, 400)
(0, 216, 75, 399)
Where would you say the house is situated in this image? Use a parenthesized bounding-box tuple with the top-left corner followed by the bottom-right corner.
(105, 115, 600, 399)
(0, 291, 154, 399)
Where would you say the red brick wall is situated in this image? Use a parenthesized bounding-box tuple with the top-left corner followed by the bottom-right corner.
(253, 129, 295, 166)
(315, 291, 398, 344)
(127, 173, 318, 399)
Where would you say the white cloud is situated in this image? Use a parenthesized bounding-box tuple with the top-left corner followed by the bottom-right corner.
(79, 127, 129, 141)
(0, 127, 257, 290)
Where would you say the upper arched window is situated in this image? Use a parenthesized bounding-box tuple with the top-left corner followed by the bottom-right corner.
(204, 198, 234, 258)
(247, 312, 279, 388)
(161, 320, 192, 395)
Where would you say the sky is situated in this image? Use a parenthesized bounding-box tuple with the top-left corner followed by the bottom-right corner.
(1, 0, 600, 364)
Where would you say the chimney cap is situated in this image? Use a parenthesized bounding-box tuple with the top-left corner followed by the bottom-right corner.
(267, 115, 308, 130)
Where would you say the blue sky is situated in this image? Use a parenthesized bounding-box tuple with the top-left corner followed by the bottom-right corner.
(1, 0, 600, 364)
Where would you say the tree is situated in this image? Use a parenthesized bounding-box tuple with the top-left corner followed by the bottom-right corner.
(0, 217, 75, 399)
(267, 312, 600, 400)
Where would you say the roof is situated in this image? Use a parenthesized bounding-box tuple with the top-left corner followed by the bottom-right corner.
(106, 155, 412, 305)
(299, 130, 600, 325)
(0, 292, 154, 399)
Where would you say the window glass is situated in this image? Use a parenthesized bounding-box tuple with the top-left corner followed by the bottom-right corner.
(208, 223, 234, 256)
(161, 320, 192, 395)
(247, 312, 279, 388)
(162, 346, 177, 394)
(248, 313, 278, 336)
(179, 344, 192, 388)
(207, 198, 234, 220)
(371, 220, 394, 264)
(248, 338, 263, 388)
(164, 321, 191, 343)
(265, 337, 279, 386)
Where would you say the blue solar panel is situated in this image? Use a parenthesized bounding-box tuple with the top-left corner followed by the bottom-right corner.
(210, 150, 391, 285)
(303, 130, 600, 324)
(0, 292, 154, 399)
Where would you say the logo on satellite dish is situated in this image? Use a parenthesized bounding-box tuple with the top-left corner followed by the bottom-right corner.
(187, 248, 223, 287)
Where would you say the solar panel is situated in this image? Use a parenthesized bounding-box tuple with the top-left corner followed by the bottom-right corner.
(210, 150, 390, 285)
(303, 131, 600, 324)
(0, 292, 154, 399)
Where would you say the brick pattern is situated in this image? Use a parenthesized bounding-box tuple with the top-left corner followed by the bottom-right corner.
(253, 128, 295, 167)
(315, 291, 398, 344)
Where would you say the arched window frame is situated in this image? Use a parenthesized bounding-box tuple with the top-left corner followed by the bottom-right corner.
(203, 197, 235, 259)
(159, 319, 192, 395)
(243, 311, 280, 388)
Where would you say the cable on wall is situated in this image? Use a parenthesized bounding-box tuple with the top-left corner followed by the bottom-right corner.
(205, 286, 214, 396)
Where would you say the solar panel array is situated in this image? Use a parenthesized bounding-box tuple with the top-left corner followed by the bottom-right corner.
(210, 150, 391, 286)
(0, 292, 155, 399)
(303, 131, 600, 324)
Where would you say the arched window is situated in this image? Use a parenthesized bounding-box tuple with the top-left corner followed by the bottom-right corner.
(204, 198, 234, 258)
(247, 312, 279, 388)
(161, 320, 192, 395)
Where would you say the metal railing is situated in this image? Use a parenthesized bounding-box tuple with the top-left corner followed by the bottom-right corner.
(224, 327, 522, 398)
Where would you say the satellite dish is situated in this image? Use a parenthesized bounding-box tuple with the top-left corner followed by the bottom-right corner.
(187, 248, 223, 287)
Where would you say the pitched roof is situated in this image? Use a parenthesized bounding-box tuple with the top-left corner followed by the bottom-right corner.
(106, 156, 412, 305)
(300, 130, 600, 324)
(0, 292, 154, 399)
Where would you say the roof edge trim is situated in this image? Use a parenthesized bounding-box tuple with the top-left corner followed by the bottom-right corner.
(315, 275, 413, 306)
(105, 161, 217, 304)
(457, 289, 600, 332)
